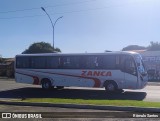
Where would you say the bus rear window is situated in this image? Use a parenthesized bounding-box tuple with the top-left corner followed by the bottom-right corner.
(16, 56, 30, 68)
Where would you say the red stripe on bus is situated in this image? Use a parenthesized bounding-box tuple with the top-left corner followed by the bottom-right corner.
(16, 70, 101, 87)
(16, 72, 40, 85)
(33, 76, 40, 85)
(29, 70, 101, 87)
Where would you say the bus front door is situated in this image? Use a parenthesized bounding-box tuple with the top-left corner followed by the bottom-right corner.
(124, 57, 138, 89)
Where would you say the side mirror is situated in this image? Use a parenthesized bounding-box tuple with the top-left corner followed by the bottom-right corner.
(141, 72, 147, 76)
(127, 67, 136, 75)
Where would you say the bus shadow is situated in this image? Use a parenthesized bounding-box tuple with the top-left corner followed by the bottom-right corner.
(0, 87, 147, 101)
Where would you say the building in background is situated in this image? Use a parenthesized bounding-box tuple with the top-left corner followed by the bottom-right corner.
(132, 50, 160, 81)
(0, 58, 14, 77)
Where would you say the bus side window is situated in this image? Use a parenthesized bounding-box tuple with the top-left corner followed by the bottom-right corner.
(71, 56, 80, 69)
(46, 56, 60, 69)
(16, 57, 30, 68)
(78, 56, 97, 69)
(79, 56, 86, 69)
(119, 55, 125, 71)
(30, 57, 46, 69)
(60, 56, 80, 69)
(63, 57, 71, 68)
(86, 56, 98, 69)
(115, 55, 120, 69)
(98, 55, 116, 69)
(59, 57, 64, 68)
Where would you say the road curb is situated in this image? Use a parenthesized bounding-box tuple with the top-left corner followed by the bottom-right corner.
(0, 100, 160, 112)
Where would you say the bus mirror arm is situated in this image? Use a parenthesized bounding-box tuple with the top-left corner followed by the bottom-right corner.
(141, 72, 147, 76)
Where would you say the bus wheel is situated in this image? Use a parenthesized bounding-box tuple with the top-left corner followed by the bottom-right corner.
(56, 86, 64, 89)
(41, 79, 52, 90)
(104, 81, 117, 93)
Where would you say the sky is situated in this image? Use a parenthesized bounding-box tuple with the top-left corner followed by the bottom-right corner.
(0, 0, 160, 58)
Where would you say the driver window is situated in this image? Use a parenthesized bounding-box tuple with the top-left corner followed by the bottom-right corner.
(125, 56, 137, 75)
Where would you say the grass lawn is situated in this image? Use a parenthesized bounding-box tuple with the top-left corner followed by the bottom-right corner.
(14, 98, 160, 108)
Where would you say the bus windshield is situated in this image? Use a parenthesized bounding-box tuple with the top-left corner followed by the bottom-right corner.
(135, 55, 146, 75)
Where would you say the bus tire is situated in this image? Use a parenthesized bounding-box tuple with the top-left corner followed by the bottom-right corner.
(41, 79, 52, 90)
(104, 81, 118, 93)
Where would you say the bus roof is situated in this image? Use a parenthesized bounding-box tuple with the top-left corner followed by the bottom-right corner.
(16, 51, 140, 57)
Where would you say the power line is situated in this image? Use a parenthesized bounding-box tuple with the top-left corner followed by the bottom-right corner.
(0, 14, 44, 19)
(0, 7, 39, 14)
(0, 6, 111, 20)
(0, 0, 97, 14)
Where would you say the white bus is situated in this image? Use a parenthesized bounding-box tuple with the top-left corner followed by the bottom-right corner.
(15, 51, 148, 92)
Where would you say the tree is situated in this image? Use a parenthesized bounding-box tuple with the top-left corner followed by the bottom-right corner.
(0, 55, 3, 63)
(147, 41, 160, 51)
(122, 45, 146, 51)
(22, 42, 61, 54)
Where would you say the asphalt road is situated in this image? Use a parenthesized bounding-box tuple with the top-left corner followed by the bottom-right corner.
(0, 78, 160, 102)
(0, 78, 160, 121)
